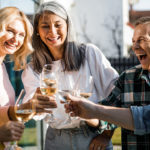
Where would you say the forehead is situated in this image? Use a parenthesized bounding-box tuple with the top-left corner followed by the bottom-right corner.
(134, 23, 150, 37)
(7, 19, 25, 32)
(39, 11, 65, 23)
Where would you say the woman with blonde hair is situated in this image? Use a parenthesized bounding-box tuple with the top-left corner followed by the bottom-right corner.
(0, 6, 57, 145)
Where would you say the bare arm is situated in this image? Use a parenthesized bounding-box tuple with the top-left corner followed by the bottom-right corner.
(65, 95, 134, 131)
(94, 105, 134, 131)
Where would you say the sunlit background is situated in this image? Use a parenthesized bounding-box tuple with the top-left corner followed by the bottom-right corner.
(1, 0, 150, 149)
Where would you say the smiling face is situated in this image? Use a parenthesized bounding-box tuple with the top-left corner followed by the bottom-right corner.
(0, 19, 25, 56)
(38, 12, 67, 53)
(132, 23, 150, 71)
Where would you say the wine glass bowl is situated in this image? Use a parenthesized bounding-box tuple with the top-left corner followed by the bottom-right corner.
(79, 75, 94, 99)
(15, 105, 35, 123)
(8, 102, 36, 150)
(40, 78, 57, 96)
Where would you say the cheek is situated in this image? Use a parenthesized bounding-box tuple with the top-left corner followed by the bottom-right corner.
(61, 28, 67, 39)
(19, 39, 24, 47)
(0, 34, 9, 43)
(146, 44, 150, 58)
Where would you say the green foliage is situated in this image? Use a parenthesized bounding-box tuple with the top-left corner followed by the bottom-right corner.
(18, 128, 37, 147)
(112, 127, 121, 145)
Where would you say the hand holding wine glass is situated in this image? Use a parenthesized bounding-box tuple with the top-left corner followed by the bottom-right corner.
(6, 100, 36, 150)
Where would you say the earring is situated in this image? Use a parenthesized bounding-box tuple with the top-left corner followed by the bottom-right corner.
(37, 33, 40, 36)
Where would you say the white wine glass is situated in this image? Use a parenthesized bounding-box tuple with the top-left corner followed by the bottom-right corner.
(57, 74, 80, 124)
(7, 101, 36, 150)
(79, 75, 94, 99)
(40, 64, 57, 122)
(58, 90, 80, 124)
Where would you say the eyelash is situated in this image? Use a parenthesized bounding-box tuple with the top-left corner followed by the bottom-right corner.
(41, 24, 62, 28)
(7, 29, 14, 33)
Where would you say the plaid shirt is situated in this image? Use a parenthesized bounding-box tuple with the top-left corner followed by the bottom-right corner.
(101, 64, 150, 150)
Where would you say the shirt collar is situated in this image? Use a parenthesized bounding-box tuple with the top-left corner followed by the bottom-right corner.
(139, 69, 150, 86)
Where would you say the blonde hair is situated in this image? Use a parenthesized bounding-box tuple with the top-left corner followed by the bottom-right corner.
(0, 7, 33, 70)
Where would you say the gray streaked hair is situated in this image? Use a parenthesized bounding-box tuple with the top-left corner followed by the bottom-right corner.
(32, 1, 85, 73)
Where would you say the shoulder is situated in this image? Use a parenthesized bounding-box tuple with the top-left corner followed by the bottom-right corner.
(84, 43, 104, 57)
(119, 64, 142, 81)
(22, 63, 39, 79)
(85, 43, 101, 52)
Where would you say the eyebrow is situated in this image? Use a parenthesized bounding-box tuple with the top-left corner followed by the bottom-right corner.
(40, 20, 62, 24)
(7, 26, 16, 32)
(7, 26, 25, 35)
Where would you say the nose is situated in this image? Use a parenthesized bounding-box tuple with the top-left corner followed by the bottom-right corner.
(132, 42, 140, 51)
(48, 25, 57, 36)
(10, 35, 19, 44)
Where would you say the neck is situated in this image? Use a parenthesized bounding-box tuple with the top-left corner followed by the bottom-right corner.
(49, 46, 64, 61)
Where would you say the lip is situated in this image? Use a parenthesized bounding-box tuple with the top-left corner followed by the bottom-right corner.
(4, 42, 17, 52)
(47, 36, 60, 43)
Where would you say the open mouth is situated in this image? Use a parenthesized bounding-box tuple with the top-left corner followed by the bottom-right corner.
(4, 42, 17, 49)
(136, 54, 147, 61)
(139, 54, 147, 60)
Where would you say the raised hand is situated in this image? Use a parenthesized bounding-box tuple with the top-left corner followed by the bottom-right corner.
(21, 94, 57, 115)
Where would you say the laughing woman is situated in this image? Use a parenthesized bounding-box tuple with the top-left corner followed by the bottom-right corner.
(0, 7, 57, 144)
(0, 7, 33, 142)
(22, 1, 119, 150)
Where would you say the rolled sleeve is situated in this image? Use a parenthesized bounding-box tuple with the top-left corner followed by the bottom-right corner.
(131, 105, 150, 135)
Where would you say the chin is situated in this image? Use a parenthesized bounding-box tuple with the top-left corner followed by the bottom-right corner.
(141, 65, 149, 70)
(5, 49, 17, 54)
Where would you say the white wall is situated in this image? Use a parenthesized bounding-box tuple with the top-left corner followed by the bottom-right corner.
(70, 0, 124, 58)
(0, 0, 35, 14)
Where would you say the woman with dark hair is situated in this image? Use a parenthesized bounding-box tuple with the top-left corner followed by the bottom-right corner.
(22, 1, 119, 150)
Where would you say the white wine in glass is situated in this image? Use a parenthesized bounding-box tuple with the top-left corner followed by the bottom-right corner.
(79, 76, 94, 99)
(40, 78, 57, 96)
(15, 108, 35, 123)
(80, 92, 92, 99)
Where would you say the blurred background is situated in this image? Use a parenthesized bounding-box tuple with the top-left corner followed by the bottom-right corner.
(2, 0, 150, 149)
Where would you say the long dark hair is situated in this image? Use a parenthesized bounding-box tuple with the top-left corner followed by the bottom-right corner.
(31, 1, 86, 73)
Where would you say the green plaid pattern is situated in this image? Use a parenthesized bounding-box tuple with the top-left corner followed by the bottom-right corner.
(101, 64, 150, 150)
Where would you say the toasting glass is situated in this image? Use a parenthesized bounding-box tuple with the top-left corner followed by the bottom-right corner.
(7, 100, 35, 150)
(40, 64, 57, 122)
(79, 75, 94, 99)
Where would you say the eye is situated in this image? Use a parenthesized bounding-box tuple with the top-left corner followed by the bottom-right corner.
(139, 38, 145, 43)
(40, 25, 49, 29)
(55, 24, 62, 28)
(7, 29, 14, 34)
(19, 33, 25, 38)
